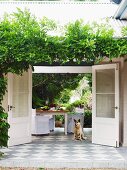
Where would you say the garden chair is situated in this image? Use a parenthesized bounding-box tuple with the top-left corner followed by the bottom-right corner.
(32, 114, 50, 135)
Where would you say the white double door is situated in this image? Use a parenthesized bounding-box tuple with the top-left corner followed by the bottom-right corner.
(7, 64, 119, 147)
(8, 70, 32, 146)
(92, 63, 120, 147)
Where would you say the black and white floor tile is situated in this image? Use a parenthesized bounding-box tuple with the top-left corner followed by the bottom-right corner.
(0, 128, 125, 162)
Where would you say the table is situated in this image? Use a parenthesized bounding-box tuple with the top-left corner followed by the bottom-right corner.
(36, 110, 68, 135)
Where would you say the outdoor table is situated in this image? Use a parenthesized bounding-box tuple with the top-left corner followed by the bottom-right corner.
(36, 110, 68, 135)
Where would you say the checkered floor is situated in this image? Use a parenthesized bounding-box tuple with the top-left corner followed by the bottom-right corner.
(0, 128, 125, 162)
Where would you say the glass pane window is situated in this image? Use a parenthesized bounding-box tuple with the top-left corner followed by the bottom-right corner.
(96, 69, 115, 94)
(96, 68, 115, 118)
(12, 73, 29, 118)
(96, 94, 115, 118)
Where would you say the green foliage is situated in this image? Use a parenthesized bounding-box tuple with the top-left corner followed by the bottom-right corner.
(0, 75, 10, 148)
(65, 100, 83, 112)
(54, 88, 72, 105)
(65, 103, 75, 112)
(82, 88, 92, 110)
(93, 22, 127, 62)
(32, 92, 45, 109)
(72, 100, 84, 107)
(64, 20, 127, 63)
(55, 115, 64, 122)
(63, 20, 96, 63)
(32, 73, 84, 107)
(84, 109, 92, 127)
(38, 168, 44, 170)
(85, 74, 92, 90)
(0, 109, 10, 147)
(0, 9, 126, 71)
(122, 26, 127, 37)
(65, 75, 92, 112)
(40, 105, 50, 110)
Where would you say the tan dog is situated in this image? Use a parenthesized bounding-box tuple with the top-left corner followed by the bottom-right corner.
(73, 119, 85, 141)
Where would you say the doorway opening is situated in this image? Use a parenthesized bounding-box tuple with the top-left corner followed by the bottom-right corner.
(32, 66, 92, 141)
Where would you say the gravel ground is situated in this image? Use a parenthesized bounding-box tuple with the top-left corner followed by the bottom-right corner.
(0, 168, 38, 170)
(0, 168, 127, 170)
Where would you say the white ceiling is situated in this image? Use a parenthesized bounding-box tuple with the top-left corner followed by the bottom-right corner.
(120, 6, 127, 19)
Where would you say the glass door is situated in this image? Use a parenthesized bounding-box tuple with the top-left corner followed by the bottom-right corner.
(92, 64, 119, 147)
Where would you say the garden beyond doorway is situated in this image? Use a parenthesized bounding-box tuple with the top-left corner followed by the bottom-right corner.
(32, 72, 92, 130)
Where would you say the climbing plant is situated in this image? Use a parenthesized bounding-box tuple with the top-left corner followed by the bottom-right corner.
(0, 8, 127, 148)
(0, 75, 9, 149)
(63, 20, 127, 63)
(122, 26, 127, 36)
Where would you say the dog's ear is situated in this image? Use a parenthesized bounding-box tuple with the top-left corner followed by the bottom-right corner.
(74, 119, 76, 122)
(78, 119, 80, 122)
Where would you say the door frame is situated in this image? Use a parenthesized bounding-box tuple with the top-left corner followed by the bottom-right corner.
(6, 64, 120, 146)
(33, 64, 120, 147)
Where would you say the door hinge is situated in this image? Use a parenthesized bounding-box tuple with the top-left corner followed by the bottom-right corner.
(116, 63, 119, 70)
(116, 141, 118, 147)
(8, 105, 9, 112)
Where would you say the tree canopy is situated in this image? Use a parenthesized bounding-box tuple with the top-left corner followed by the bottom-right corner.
(32, 73, 85, 108)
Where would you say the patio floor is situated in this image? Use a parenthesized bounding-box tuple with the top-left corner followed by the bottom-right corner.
(0, 128, 127, 169)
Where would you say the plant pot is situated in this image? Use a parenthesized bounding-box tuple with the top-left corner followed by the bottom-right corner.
(55, 120, 63, 127)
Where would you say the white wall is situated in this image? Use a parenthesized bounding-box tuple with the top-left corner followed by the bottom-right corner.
(122, 57, 127, 146)
(109, 56, 127, 146)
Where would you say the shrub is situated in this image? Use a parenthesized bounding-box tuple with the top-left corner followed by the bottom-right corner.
(84, 110, 92, 128)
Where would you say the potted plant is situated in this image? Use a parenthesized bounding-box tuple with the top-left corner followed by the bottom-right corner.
(55, 115, 64, 127)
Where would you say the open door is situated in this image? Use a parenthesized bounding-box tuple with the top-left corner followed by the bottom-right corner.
(92, 63, 119, 147)
(8, 69, 32, 146)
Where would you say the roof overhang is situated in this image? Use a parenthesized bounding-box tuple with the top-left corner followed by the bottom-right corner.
(111, 0, 122, 4)
(114, 0, 127, 19)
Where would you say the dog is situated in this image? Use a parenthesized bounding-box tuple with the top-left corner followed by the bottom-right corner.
(73, 119, 86, 141)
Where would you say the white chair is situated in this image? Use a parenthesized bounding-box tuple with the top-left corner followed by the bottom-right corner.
(67, 113, 84, 133)
(49, 115, 55, 131)
(32, 115, 50, 135)
(45, 115, 55, 131)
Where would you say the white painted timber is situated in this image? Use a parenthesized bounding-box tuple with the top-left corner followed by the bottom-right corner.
(33, 66, 92, 73)
(8, 69, 32, 146)
(92, 63, 120, 147)
(123, 58, 127, 146)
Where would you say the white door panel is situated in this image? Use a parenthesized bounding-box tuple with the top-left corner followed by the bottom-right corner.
(92, 63, 119, 147)
(8, 70, 32, 146)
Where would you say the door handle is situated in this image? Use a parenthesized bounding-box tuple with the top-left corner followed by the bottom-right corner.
(10, 105, 15, 110)
(112, 106, 118, 109)
(8, 105, 15, 111)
